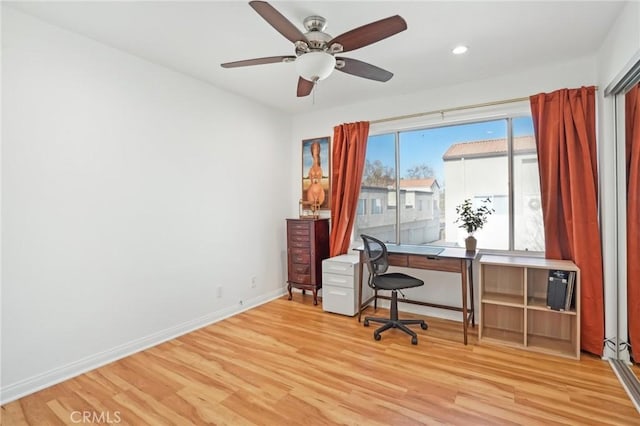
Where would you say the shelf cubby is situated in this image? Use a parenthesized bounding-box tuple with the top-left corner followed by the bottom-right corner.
(482, 264, 524, 302)
(482, 304, 524, 346)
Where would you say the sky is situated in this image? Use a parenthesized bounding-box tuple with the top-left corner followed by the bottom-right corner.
(367, 117, 535, 183)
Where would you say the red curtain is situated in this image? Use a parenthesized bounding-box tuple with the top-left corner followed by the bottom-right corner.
(330, 122, 369, 257)
(626, 83, 640, 362)
(530, 86, 604, 356)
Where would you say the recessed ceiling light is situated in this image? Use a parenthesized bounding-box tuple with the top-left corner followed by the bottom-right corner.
(452, 45, 468, 55)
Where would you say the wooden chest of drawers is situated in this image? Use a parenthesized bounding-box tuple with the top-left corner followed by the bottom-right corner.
(286, 218, 330, 305)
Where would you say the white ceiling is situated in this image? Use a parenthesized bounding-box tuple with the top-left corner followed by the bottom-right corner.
(6, 1, 625, 114)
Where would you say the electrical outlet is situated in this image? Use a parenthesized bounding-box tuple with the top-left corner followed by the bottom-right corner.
(250, 276, 257, 288)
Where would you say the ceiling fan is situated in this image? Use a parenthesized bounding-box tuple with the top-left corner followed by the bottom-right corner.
(221, 1, 407, 97)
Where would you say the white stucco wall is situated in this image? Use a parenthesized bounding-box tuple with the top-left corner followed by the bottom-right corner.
(1, 7, 292, 402)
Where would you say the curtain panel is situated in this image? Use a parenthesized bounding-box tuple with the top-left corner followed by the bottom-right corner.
(330, 121, 369, 257)
(529, 86, 604, 356)
(626, 84, 640, 362)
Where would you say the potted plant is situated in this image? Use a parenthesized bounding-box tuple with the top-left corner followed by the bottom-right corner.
(455, 198, 494, 251)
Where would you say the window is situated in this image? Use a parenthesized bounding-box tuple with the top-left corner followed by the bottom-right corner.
(405, 192, 415, 208)
(371, 199, 383, 214)
(357, 199, 366, 215)
(354, 116, 544, 251)
(387, 191, 396, 209)
(512, 116, 544, 251)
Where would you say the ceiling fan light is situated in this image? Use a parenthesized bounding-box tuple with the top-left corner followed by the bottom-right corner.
(295, 51, 336, 82)
(452, 45, 468, 55)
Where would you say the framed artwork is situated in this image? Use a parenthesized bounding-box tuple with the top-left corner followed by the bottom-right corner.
(302, 136, 331, 211)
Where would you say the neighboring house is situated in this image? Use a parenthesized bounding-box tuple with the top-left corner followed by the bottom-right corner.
(443, 135, 544, 251)
(356, 178, 441, 244)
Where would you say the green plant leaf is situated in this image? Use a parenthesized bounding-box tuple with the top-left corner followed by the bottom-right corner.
(454, 198, 495, 234)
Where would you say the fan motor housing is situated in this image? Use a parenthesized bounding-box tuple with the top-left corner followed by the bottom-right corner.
(303, 16, 327, 32)
(295, 15, 342, 55)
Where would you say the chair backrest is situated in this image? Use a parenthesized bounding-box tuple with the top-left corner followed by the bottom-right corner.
(361, 235, 389, 286)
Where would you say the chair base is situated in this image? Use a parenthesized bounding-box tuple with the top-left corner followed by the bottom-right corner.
(364, 290, 428, 345)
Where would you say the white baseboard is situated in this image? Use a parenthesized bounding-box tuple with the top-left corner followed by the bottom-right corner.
(0, 288, 287, 405)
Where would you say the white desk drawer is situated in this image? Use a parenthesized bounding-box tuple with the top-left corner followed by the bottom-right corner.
(322, 272, 355, 289)
(322, 254, 360, 276)
(323, 261, 354, 276)
(322, 254, 361, 316)
(322, 286, 356, 316)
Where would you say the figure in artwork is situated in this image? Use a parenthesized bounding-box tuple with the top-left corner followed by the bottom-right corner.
(306, 141, 325, 207)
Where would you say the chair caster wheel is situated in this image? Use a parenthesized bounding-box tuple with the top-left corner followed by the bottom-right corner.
(411, 337, 418, 345)
(374, 333, 381, 341)
(421, 323, 428, 330)
(364, 320, 370, 327)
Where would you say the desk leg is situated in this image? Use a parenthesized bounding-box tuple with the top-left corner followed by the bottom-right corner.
(468, 260, 475, 327)
(357, 252, 364, 322)
(461, 259, 468, 345)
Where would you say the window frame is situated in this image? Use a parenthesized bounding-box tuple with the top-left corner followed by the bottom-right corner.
(362, 109, 541, 253)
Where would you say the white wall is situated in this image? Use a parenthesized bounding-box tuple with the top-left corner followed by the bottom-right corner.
(598, 1, 640, 87)
(596, 1, 640, 360)
(291, 55, 598, 321)
(1, 7, 291, 403)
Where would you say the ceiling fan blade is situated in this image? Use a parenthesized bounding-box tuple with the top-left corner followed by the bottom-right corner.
(221, 55, 296, 68)
(336, 57, 393, 82)
(249, 1, 308, 44)
(297, 77, 314, 97)
(328, 15, 407, 53)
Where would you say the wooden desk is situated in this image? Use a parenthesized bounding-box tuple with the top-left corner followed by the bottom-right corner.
(355, 245, 478, 345)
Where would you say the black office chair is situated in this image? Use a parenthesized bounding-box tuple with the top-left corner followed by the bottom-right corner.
(361, 234, 428, 345)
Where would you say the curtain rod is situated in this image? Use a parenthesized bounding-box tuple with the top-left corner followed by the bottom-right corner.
(370, 87, 599, 125)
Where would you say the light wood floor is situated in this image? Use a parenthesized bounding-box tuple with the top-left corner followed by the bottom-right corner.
(3, 295, 640, 425)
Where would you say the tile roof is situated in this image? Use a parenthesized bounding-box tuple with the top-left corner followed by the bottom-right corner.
(443, 135, 536, 160)
(362, 178, 440, 192)
(399, 178, 438, 188)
